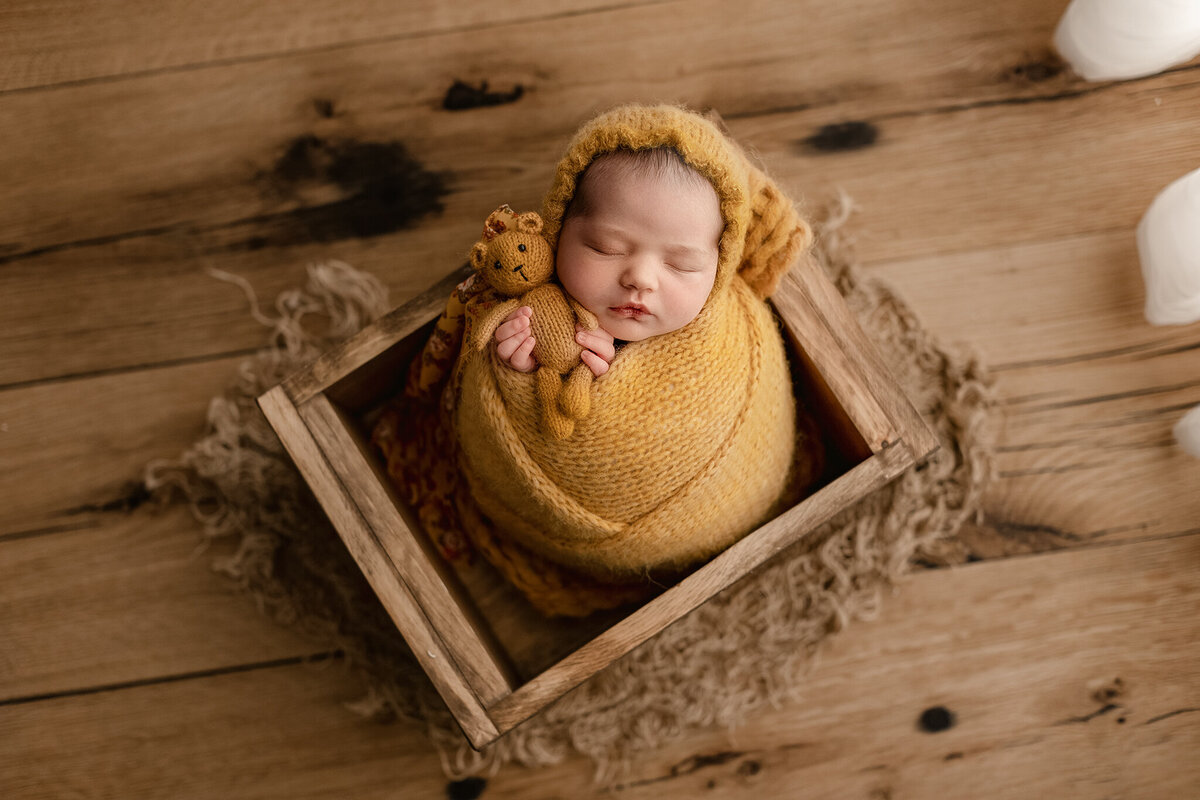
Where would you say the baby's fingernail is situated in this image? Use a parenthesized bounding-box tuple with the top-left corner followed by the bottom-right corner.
(575, 332, 585, 342)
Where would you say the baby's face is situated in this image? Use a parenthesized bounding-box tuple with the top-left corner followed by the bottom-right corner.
(556, 165, 723, 342)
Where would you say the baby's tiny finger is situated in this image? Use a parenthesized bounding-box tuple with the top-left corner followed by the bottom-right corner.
(580, 349, 609, 377)
(512, 335, 537, 372)
(495, 314, 530, 342)
(576, 330, 616, 362)
(495, 331, 523, 361)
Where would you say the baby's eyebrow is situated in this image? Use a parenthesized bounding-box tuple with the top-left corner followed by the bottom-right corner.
(664, 243, 715, 258)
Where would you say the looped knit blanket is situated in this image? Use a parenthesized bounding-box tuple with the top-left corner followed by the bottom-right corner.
(144, 195, 995, 785)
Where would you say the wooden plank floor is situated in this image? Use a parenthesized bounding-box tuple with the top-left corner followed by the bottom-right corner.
(3, 1, 1199, 797)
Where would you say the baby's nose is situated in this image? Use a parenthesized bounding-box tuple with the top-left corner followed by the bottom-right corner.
(620, 254, 658, 290)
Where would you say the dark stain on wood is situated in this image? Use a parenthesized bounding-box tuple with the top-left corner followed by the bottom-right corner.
(944, 751, 964, 761)
(446, 777, 487, 800)
(800, 121, 878, 153)
(918, 706, 956, 733)
(614, 750, 748, 791)
(313, 98, 337, 118)
(956, 515, 1144, 560)
(737, 759, 762, 777)
(443, 80, 524, 111)
(239, 135, 448, 249)
(991, 518, 1083, 544)
(1006, 52, 1067, 84)
(1092, 677, 1126, 705)
(671, 751, 745, 777)
(62, 481, 152, 516)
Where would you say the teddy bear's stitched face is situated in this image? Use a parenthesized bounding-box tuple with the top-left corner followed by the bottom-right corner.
(474, 229, 555, 296)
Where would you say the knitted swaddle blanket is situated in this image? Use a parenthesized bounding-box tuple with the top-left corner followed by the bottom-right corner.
(452, 105, 821, 595)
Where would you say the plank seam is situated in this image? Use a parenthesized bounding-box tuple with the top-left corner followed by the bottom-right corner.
(0, 0, 679, 98)
(0, 651, 342, 707)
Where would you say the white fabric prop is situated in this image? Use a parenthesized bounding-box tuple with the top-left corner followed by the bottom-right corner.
(1137, 167, 1200, 326)
(1054, 0, 1200, 81)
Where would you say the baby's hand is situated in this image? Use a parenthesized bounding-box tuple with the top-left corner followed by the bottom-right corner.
(494, 306, 537, 372)
(576, 325, 616, 377)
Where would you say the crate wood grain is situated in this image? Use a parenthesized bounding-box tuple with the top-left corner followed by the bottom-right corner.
(257, 247, 937, 746)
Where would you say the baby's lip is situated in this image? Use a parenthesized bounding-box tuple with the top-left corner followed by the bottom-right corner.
(611, 302, 649, 314)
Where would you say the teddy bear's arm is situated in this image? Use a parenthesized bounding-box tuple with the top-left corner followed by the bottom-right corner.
(469, 298, 522, 351)
(567, 297, 599, 331)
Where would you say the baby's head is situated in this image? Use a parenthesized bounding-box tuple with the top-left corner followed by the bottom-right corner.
(542, 104, 811, 336)
(556, 148, 723, 341)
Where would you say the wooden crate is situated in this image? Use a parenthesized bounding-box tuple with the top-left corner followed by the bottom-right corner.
(257, 254, 938, 750)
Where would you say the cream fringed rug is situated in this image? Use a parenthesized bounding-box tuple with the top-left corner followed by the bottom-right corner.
(145, 198, 995, 783)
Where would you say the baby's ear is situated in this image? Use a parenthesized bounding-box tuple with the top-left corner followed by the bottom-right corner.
(515, 212, 543, 235)
(469, 242, 489, 271)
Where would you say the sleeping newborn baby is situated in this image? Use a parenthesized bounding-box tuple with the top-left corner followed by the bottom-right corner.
(452, 104, 821, 615)
(492, 146, 724, 378)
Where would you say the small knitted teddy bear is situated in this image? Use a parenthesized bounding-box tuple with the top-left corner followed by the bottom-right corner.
(468, 205, 599, 439)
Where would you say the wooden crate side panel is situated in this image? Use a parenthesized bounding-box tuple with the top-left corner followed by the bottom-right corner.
(780, 306, 874, 473)
(789, 256, 941, 464)
(298, 394, 515, 706)
(283, 265, 471, 407)
(256, 386, 500, 748)
(486, 454, 893, 733)
(772, 270, 899, 455)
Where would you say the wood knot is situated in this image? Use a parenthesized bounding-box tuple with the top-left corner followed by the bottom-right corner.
(801, 121, 879, 153)
(1089, 676, 1127, 704)
(918, 705, 956, 733)
(446, 777, 487, 800)
(443, 80, 525, 111)
(1006, 53, 1067, 84)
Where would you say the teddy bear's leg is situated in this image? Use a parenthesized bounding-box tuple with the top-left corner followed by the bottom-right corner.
(558, 363, 592, 420)
(536, 367, 575, 440)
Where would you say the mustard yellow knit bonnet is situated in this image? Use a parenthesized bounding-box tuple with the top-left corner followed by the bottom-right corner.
(541, 103, 810, 301)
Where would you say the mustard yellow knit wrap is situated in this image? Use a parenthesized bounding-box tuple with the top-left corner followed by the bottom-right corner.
(454, 104, 815, 589)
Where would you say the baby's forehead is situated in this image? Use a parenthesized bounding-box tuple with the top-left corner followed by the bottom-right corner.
(580, 160, 719, 212)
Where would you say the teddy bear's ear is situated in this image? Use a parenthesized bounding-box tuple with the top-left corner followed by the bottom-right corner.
(515, 212, 543, 235)
(469, 241, 489, 271)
